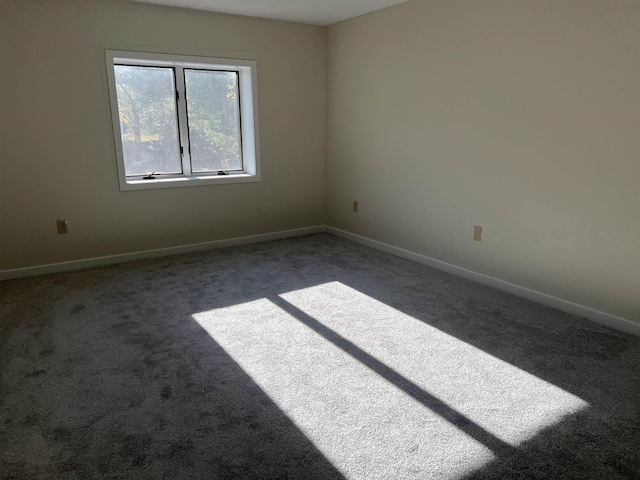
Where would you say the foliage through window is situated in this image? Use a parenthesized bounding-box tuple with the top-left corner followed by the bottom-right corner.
(106, 51, 259, 190)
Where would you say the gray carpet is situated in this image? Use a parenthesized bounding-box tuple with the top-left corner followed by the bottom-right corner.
(1, 233, 638, 479)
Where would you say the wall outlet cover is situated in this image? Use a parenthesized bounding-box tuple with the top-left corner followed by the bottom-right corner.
(473, 225, 483, 241)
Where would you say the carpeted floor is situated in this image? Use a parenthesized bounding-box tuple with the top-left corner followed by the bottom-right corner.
(1, 233, 638, 479)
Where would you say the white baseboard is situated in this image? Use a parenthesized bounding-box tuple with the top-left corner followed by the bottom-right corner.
(0, 226, 325, 282)
(3, 224, 638, 337)
(326, 226, 640, 337)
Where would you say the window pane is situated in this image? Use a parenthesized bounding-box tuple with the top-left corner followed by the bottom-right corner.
(114, 65, 181, 176)
(184, 70, 242, 172)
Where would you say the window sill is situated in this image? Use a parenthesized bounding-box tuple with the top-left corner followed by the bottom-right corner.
(119, 173, 260, 191)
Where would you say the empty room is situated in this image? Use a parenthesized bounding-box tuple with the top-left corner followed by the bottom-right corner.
(1, 0, 639, 478)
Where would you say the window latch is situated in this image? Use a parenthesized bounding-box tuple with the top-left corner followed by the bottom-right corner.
(142, 172, 156, 180)
(218, 170, 228, 176)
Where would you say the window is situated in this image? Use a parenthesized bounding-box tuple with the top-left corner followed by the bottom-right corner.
(105, 50, 260, 190)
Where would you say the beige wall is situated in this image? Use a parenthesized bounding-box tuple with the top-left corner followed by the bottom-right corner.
(2, 0, 639, 326)
(0, 0, 325, 269)
(326, 0, 640, 324)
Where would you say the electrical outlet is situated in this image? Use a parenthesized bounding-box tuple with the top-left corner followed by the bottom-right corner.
(473, 225, 483, 241)
(57, 220, 68, 234)
(353, 201, 359, 213)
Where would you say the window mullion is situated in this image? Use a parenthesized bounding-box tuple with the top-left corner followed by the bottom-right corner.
(174, 66, 192, 176)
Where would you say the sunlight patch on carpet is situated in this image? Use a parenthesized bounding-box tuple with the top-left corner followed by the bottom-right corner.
(192, 282, 588, 479)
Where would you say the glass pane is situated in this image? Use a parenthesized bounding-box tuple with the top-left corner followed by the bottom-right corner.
(114, 65, 181, 176)
(184, 69, 242, 172)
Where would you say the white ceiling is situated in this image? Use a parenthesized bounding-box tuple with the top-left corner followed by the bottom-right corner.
(131, 0, 412, 26)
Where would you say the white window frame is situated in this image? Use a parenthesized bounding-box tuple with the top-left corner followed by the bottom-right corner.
(105, 50, 260, 191)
